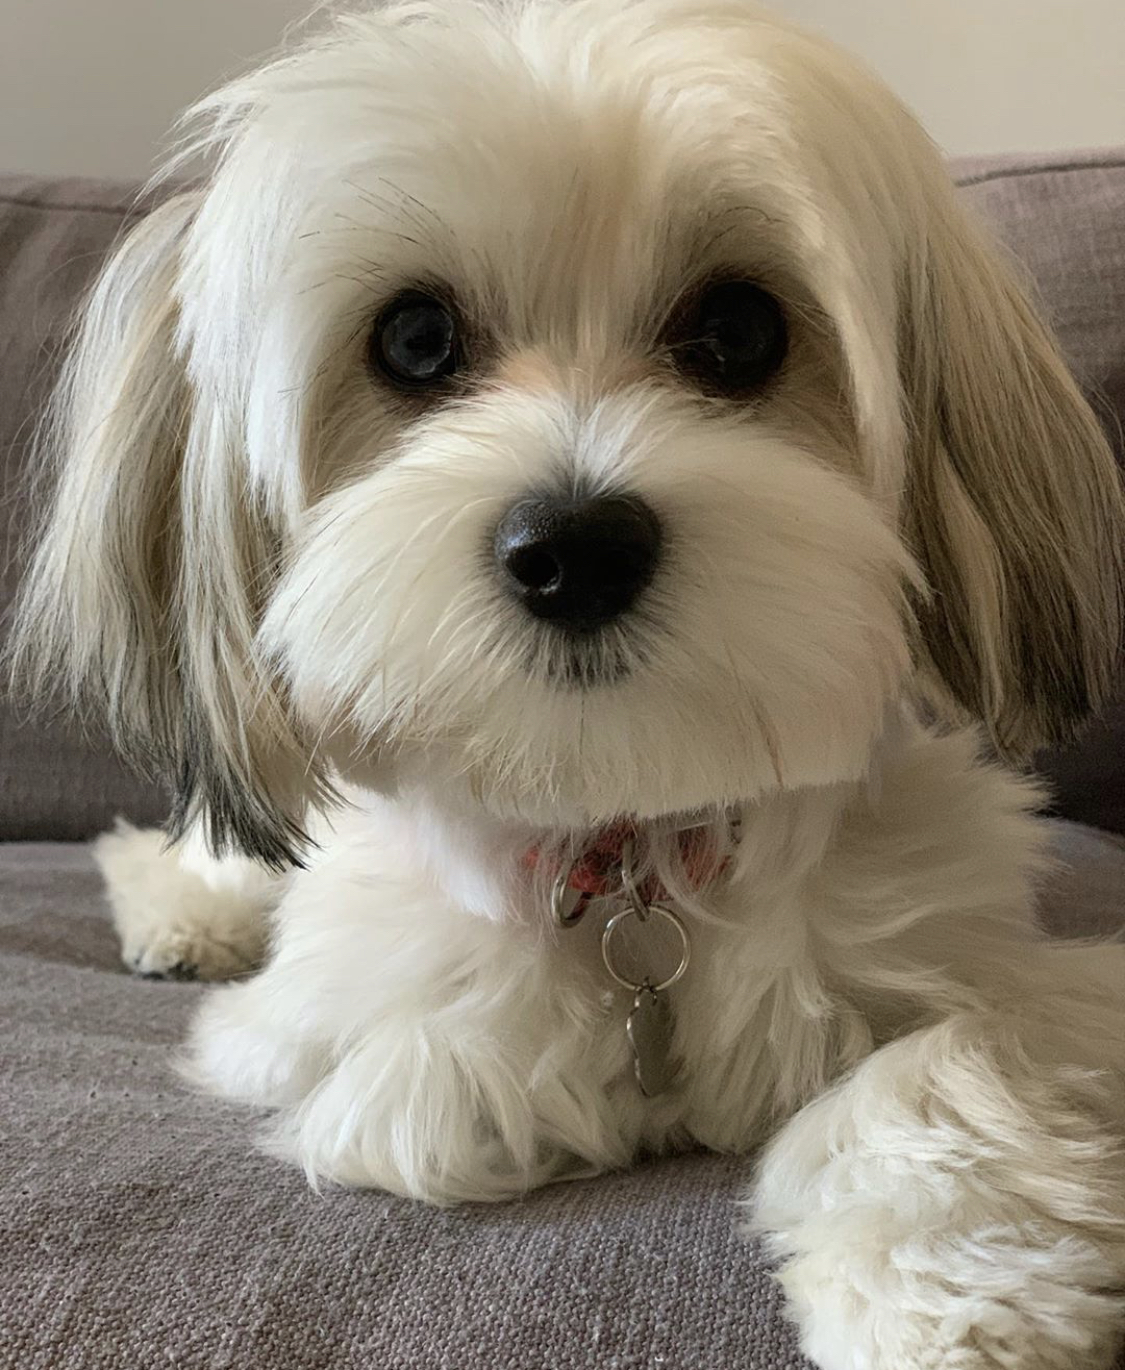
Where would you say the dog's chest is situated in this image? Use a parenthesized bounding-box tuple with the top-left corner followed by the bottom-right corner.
(543, 879, 837, 1154)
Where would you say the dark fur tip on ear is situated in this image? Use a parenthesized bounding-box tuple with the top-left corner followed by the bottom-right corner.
(902, 194, 1125, 759)
(167, 751, 314, 874)
(914, 574, 1118, 760)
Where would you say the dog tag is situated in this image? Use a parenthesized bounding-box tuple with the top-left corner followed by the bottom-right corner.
(627, 983, 676, 1097)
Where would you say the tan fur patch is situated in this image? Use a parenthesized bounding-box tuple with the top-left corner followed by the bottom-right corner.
(494, 349, 658, 399)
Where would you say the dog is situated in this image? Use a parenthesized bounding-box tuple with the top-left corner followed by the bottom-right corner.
(10, 0, 1125, 1364)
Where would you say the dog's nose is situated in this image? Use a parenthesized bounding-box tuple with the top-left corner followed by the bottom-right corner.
(495, 494, 662, 631)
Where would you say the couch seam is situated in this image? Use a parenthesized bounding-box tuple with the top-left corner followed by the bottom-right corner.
(4, 162, 1125, 212)
(955, 159, 1125, 188)
(0, 194, 148, 217)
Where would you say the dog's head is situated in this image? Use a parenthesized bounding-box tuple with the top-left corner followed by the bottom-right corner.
(12, 0, 1123, 865)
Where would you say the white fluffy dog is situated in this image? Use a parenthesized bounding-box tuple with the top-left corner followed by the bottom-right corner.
(11, 0, 1125, 1364)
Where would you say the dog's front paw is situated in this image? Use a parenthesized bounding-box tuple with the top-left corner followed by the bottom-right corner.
(750, 1018, 1125, 1370)
(265, 1026, 615, 1204)
(94, 822, 268, 981)
(121, 923, 249, 982)
(770, 1253, 1124, 1370)
(187, 982, 562, 1198)
(184, 978, 328, 1107)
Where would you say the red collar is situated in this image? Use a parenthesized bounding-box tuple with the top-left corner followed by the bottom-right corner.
(524, 820, 727, 914)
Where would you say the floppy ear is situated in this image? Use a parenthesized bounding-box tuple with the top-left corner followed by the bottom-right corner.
(8, 193, 323, 868)
(902, 193, 1125, 758)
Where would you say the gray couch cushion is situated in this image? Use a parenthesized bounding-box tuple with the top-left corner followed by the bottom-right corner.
(2, 151, 1125, 841)
(956, 147, 1125, 452)
(2, 822, 1123, 1368)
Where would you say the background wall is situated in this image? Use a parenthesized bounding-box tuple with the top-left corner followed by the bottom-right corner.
(780, 0, 1124, 159)
(1, 0, 1123, 179)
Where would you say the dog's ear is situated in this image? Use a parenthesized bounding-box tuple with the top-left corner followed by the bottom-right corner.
(8, 193, 323, 868)
(901, 193, 1124, 758)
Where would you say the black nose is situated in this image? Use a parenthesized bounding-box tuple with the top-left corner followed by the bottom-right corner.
(494, 494, 662, 631)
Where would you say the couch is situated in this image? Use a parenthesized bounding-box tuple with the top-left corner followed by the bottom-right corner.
(2, 151, 1125, 1369)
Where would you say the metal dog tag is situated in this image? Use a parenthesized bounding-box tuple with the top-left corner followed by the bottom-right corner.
(627, 983, 677, 1098)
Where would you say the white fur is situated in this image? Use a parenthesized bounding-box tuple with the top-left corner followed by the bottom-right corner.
(11, 1, 1125, 1365)
(94, 822, 273, 979)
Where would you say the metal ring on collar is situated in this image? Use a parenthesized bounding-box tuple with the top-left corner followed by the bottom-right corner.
(617, 836, 650, 922)
(601, 902, 690, 994)
(551, 863, 591, 927)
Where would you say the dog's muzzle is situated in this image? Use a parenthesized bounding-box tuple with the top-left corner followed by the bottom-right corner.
(493, 493, 662, 633)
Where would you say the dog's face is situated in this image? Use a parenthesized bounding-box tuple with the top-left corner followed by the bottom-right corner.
(14, 0, 1123, 864)
(248, 3, 917, 830)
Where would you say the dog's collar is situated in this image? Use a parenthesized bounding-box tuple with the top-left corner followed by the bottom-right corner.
(523, 819, 732, 927)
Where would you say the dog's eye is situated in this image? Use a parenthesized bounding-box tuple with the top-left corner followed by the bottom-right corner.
(675, 280, 788, 393)
(370, 291, 458, 387)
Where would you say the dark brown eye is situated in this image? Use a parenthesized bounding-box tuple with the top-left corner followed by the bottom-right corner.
(674, 279, 788, 393)
(370, 290, 458, 386)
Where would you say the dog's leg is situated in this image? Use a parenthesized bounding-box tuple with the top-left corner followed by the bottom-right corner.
(187, 949, 635, 1201)
(749, 975, 1125, 1370)
(184, 837, 640, 1202)
(94, 820, 277, 980)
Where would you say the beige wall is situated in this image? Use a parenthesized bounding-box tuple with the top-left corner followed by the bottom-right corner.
(0, 0, 311, 179)
(781, 0, 1125, 157)
(1, 0, 1123, 178)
